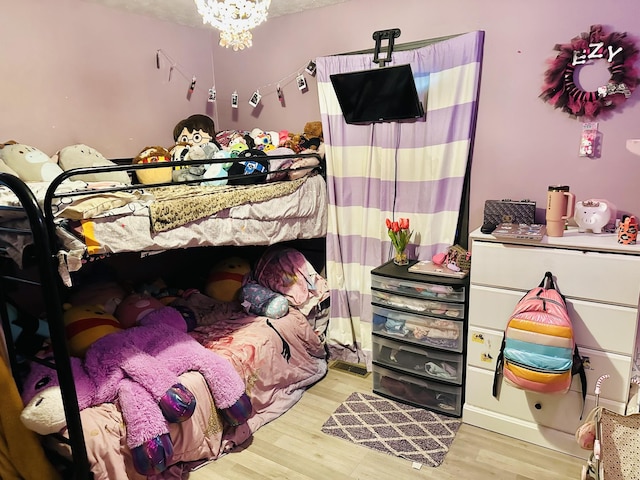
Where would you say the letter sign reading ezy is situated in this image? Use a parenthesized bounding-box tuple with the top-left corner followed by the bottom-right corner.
(573, 42, 624, 65)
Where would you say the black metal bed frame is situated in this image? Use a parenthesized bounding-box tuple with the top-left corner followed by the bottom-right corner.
(0, 152, 322, 479)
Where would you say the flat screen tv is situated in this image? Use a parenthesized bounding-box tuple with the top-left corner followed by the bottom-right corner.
(330, 64, 424, 125)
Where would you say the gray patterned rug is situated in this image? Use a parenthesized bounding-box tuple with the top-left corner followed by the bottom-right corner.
(321, 392, 461, 467)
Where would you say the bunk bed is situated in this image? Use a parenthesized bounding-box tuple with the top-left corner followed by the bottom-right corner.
(0, 152, 328, 480)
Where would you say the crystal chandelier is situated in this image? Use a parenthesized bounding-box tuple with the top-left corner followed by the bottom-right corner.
(194, 0, 271, 51)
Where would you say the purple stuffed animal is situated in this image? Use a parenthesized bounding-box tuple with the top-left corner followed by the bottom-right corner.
(20, 306, 252, 476)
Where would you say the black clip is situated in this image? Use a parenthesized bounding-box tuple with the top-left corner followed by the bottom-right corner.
(372, 29, 401, 67)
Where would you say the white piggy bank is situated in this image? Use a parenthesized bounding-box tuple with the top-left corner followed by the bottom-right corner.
(574, 199, 616, 234)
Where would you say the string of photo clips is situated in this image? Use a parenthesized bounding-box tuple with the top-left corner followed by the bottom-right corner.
(156, 49, 316, 108)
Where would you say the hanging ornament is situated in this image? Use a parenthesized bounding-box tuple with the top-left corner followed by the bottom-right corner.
(208, 87, 216, 103)
(231, 91, 239, 108)
(296, 74, 307, 91)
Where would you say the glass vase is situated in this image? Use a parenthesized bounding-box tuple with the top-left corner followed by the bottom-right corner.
(393, 250, 408, 266)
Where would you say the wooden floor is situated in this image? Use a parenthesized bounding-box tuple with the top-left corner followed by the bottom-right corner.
(190, 368, 586, 480)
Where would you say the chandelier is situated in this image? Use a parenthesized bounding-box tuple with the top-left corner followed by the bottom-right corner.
(194, 0, 271, 51)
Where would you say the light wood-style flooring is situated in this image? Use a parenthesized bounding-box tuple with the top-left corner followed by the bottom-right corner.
(190, 368, 586, 479)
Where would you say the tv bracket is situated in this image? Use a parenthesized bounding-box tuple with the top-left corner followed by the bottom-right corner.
(372, 28, 401, 67)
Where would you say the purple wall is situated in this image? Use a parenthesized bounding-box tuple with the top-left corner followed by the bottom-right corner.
(3, 0, 640, 233)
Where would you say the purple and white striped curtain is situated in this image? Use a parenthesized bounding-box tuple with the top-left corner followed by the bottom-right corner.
(316, 31, 484, 367)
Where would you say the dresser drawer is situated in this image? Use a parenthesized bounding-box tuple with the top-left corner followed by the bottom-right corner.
(468, 285, 638, 356)
(372, 289, 465, 319)
(371, 274, 465, 303)
(470, 240, 640, 307)
(373, 365, 463, 416)
(373, 305, 464, 353)
(465, 366, 624, 435)
(373, 334, 463, 385)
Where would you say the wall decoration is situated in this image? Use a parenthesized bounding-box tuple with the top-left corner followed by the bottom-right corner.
(540, 25, 640, 119)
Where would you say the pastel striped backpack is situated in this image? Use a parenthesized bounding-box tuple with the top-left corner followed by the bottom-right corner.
(493, 272, 587, 411)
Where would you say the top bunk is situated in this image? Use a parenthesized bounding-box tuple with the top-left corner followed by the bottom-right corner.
(0, 125, 327, 285)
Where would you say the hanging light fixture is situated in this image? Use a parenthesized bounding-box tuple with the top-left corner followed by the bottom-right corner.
(194, 0, 271, 51)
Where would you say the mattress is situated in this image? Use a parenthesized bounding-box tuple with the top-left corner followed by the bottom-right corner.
(0, 173, 327, 285)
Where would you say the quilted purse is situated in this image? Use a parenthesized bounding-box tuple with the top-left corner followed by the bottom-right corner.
(481, 199, 536, 234)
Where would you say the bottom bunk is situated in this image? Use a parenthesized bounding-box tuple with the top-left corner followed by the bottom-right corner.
(32, 307, 327, 480)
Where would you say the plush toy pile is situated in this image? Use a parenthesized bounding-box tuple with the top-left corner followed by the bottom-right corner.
(0, 116, 324, 188)
(20, 305, 251, 476)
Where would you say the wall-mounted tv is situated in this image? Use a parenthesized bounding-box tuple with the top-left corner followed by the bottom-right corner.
(330, 64, 425, 125)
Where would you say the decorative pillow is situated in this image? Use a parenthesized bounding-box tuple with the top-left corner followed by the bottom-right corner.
(0, 143, 64, 182)
(54, 144, 131, 184)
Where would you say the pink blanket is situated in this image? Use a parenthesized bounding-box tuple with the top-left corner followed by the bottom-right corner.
(54, 309, 327, 480)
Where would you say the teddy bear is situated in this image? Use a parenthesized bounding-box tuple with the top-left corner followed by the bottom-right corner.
(20, 306, 251, 476)
(133, 146, 173, 185)
(298, 121, 323, 151)
(0, 141, 64, 182)
(52, 144, 131, 184)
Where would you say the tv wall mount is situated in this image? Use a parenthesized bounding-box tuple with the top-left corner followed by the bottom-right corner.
(372, 29, 401, 67)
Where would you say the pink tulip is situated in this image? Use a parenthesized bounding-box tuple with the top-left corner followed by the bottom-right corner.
(385, 218, 392, 229)
(391, 222, 399, 233)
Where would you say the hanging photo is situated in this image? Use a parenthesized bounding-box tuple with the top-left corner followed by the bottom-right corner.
(305, 60, 317, 76)
(277, 84, 284, 102)
(249, 90, 262, 108)
(231, 91, 239, 108)
(208, 88, 216, 103)
(297, 74, 308, 91)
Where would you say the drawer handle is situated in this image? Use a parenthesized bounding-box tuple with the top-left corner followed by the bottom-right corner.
(534, 402, 542, 410)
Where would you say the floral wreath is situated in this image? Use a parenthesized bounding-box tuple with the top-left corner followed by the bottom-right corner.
(540, 25, 639, 119)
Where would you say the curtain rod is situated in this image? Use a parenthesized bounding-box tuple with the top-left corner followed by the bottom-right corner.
(337, 32, 463, 56)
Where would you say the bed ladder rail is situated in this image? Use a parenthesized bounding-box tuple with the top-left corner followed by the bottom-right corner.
(0, 173, 94, 480)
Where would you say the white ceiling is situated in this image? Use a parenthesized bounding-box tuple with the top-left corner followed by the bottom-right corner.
(81, 0, 349, 29)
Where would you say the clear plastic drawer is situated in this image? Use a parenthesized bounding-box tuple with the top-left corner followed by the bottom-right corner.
(373, 365, 463, 417)
(373, 334, 463, 385)
(371, 289, 465, 320)
(371, 305, 464, 353)
(371, 274, 465, 303)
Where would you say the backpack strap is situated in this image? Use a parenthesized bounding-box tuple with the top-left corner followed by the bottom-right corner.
(492, 336, 506, 399)
(573, 345, 588, 419)
(541, 271, 556, 290)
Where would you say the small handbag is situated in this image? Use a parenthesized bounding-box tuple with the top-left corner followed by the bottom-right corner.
(481, 199, 536, 234)
(444, 245, 471, 273)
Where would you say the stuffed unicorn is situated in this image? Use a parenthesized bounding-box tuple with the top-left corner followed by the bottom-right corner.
(20, 306, 251, 476)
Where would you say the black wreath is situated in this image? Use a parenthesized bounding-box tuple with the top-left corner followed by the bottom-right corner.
(540, 25, 640, 119)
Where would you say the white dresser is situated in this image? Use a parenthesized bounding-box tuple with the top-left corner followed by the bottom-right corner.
(463, 227, 640, 457)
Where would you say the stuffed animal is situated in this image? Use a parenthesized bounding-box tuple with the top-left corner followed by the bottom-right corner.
(299, 121, 323, 151)
(20, 306, 251, 476)
(63, 303, 123, 358)
(114, 292, 166, 329)
(239, 282, 289, 319)
(227, 149, 269, 185)
(170, 141, 228, 185)
(52, 144, 131, 184)
(133, 146, 172, 185)
(205, 257, 251, 302)
(0, 141, 64, 182)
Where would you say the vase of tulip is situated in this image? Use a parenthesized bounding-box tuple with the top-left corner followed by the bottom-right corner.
(386, 217, 412, 266)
